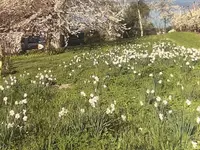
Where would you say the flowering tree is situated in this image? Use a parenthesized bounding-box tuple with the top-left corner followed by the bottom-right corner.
(150, 0, 179, 33)
(0, 0, 126, 51)
(172, 5, 200, 32)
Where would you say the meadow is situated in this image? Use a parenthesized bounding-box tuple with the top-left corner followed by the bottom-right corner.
(1, 32, 200, 149)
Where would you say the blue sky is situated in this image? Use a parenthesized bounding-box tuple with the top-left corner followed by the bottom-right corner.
(175, 0, 196, 7)
(120, 0, 198, 27)
(150, 0, 198, 28)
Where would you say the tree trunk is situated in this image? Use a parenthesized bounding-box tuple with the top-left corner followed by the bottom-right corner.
(58, 12, 65, 48)
(163, 18, 167, 33)
(137, 0, 143, 37)
(0, 46, 3, 76)
(59, 34, 65, 48)
(0, 43, 9, 76)
(45, 33, 52, 51)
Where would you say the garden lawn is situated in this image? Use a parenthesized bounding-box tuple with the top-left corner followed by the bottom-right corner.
(1, 35, 200, 149)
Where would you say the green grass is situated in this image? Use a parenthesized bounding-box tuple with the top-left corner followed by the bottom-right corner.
(10, 32, 200, 76)
(165, 32, 200, 49)
(1, 33, 200, 149)
(137, 32, 200, 49)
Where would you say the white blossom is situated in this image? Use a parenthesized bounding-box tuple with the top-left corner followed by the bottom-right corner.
(7, 123, 14, 128)
(21, 99, 27, 104)
(9, 110, 15, 116)
(159, 113, 164, 121)
(80, 109, 85, 114)
(89, 96, 99, 108)
(23, 116, 28, 122)
(90, 93, 94, 98)
(146, 89, 150, 94)
(156, 96, 161, 102)
(154, 102, 158, 108)
(103, 85, 107, 88)
(15, 101, 19, 105)
(24, 93, 27, 98)
(151, 90, 155, 94)
(58, 107, 68, 118)
(121, 115, 126, 121)
(80, 91, 86, 97)
(3, 97, 8, 105)
(191, 141, 198, 149)
(106, 108, 111, 114)
(163, 100, 168, 105)
(15, 113, 20, 119)
(0, 85, 4, 91)
(149, 73, 153, 77)
(140, 101, 144, 106)
(197, 106, 200, 112)
(186, 99, 191, 106)
(168, 110, 173, 114)
(23, 109, 27, 115)
(158, 80, 162, 84)
(169, 95, 172, 101)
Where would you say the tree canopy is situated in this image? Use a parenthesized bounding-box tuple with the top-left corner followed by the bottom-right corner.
(0, 0, 127, 50)
(123, 0, 151, 37)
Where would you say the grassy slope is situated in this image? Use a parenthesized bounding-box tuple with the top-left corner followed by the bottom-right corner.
(165, 32, 200, 49)
(3, 32, 200, 149)
(11, 32, 200, 75)
(138, 32, 200, 49)
(10, 32, 200, 113)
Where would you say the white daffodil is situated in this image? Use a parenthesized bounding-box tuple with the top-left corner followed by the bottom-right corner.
(186, 99, 191, 106)
(90, 93, 94, 98)
(0, 85, 4, 91)
(58, 107, 68, 118)
(80, 91, 86, 97)
(146, 89, 150, 94)
(197, 106, 200, 112)
(159, 113, 164, 121)
(163, 100, 168, 105)
(23, 116, 28, 122)
(186, 62, 190, 66)
(21, 99, 27, 104)
(196, 116, 200, 124)
(156, 96, 161, 102)
(168, 110, 173, 114)
(80, 109, 85, 114)
(151, 90, 155, 94)
(7, 123, 14, 129)
(3, 97, 8, 105)
(24, 93, 28, 98)
(169, 95, 172, 101)
(106, 108, 111, 114)
(110, 104, 115, 112)
(9, 110, 15, 116)
(121, 115, 126, 121)
(191, 141, 197, 149)
(140, 101, 144, 106)
(15, 113, 20, 119)
(154, 102, 158, 108)
(149, 73, 153, 77)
